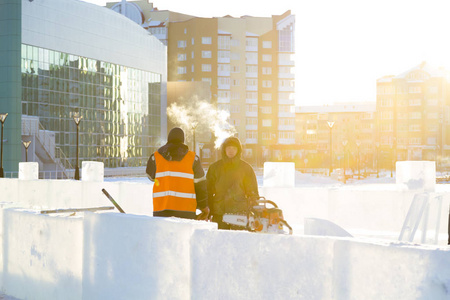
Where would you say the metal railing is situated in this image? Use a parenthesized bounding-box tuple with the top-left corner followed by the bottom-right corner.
(55, 147, 73, 179)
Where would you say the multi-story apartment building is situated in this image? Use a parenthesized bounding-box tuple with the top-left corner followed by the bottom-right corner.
(295, 103, 377, 171)
(377, 62, 450, 165)
(107, 1, 295, 166)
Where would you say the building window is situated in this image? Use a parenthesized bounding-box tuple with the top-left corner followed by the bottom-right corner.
(262, 93, 272, 101)
(218, 36, 231, 50)
(246, 79, 257, 87)
(381, 99, 393, 107)
(279, 25, 294, 52)
(245, 52, 258, 64)
(409, 99, 421, 106)
(246, 131, 258, 139)
(262, 119, 272, 127)
(218, 51, 230, 60)
(231, 65, 240, 73)
(202, 51, 212, 58)
(231, 92, 240, 100)
(218, 104, 230, 112)
(177, 53, 186, 61)
(202, 37, 212, 44)
(409, 86, 422, 94)
(177, 40, 187, 48)
(191, 38, 194, 45)
(246, 92, 257, 100)
(231, 53, 240, 60)
(218, 91, 230, 100)
(191, 65, 194, 72)
(262, 80, 272, 88)
(262, 67, 272, 75)
(218, 77, 230, 86)
(246, 118, 257, 125)
(232, 79, 240, 86)
(246, 65, 257, 73)
(262, 41, 272, 48)
(427, 99, 438, 106)
(262, 54, 272, 62)
(246, 105, 258, 112)
(202, 78, 212, 85)
(410, 112, 422, 119)
(202, 64, 211, 72)
(177, 66, 186, 74)
(231, 105, 240, 113)
(191, 51, 194, 59)
(231, 39, 240, 47)
(261, 106, 272, 114)
(218, 64, 230, 73)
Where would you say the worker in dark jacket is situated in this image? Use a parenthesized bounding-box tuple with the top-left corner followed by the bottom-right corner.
(206, 136, 259, 229)
(146, 127, 209, 220)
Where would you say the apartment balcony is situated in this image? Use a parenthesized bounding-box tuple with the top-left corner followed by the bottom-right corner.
(279, 86, 295, 92)
(218, 57, 230, 64)
(217, 98, 230, 104)
(246, 98, 257, 104)
(218, 83, 231, 90)
(278, 125, 295, 131)
(246, 125, 258, 130)
(278, 112, 295, 118)
(218, 70, 230, 77)
(246, 72, 258, 78)
(245, 138, 258, 144)
(278, 99, 295, 105)
(246, 85, 257, 91)
(278, 138, 296, 144)
(278, 72, 295, 79)
(246, 111, 258, 117)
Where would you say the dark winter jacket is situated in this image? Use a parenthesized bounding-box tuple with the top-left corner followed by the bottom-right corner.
(146, 141, 208, 219)
(206, 137, 259, 215)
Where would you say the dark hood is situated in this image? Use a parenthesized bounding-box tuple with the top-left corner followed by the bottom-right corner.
(157, 142, 189, 161)
(220, 136, 242, 162)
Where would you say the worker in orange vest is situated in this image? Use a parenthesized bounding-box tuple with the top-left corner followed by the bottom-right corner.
(146, 127, 209, 220)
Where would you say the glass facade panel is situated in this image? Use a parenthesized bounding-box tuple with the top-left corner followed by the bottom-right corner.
(21, 44, 162, 168)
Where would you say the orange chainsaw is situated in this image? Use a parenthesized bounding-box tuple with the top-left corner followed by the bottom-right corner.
(222, 197, 293, 235)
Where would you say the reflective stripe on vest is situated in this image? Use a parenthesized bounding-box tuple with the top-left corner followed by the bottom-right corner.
(153, 151, 197, 213)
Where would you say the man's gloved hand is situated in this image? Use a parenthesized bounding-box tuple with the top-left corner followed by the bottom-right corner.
(197, 206, 210, 221)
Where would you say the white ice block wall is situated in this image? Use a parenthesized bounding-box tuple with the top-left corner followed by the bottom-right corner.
(263, 162, 295, 187)
(191, 230, 335, 299)
(82, 212, 216, 299)
(81, 161, 104, 182)
(0, 200, 449, 299)
(18, 162, 39, 180)
(2, 209, 84, 300)
(396, 161, 436, 192)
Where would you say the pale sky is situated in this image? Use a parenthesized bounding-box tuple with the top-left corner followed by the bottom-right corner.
(84, 0, 450, 106)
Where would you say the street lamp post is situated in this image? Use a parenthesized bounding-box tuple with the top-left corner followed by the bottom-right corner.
(356, 140, 361, 179)
(22, 141, 32, 162)
(342, 140, 348, 184)
(327, 121, 335, 176)
(0, 113, 8, 178)
(73, 114, 82, 180)
(375, 142, 379, 178)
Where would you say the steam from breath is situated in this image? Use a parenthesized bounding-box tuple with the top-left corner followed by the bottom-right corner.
(167, 99, 236, 149)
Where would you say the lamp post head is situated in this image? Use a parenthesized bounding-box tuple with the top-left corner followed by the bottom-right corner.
(73, 114, 83, 125)
(0, 113, 8, 124)
(22, 141, 31, 149)
(327, 121, 335, 129)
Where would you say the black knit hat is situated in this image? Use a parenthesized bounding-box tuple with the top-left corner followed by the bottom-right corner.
(167, 127, 185, 144)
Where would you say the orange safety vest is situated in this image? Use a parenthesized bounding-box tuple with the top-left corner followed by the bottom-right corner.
(153, 151, 197, 214)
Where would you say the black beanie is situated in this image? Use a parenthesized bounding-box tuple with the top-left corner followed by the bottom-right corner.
(167, 127, 185, 144)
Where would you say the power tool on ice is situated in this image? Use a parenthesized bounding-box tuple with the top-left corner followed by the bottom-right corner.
(222, 197, 293, 235)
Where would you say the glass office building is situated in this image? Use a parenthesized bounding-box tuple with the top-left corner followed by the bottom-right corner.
(21, 44, 162, 168)
(0, 0, 167, 175)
